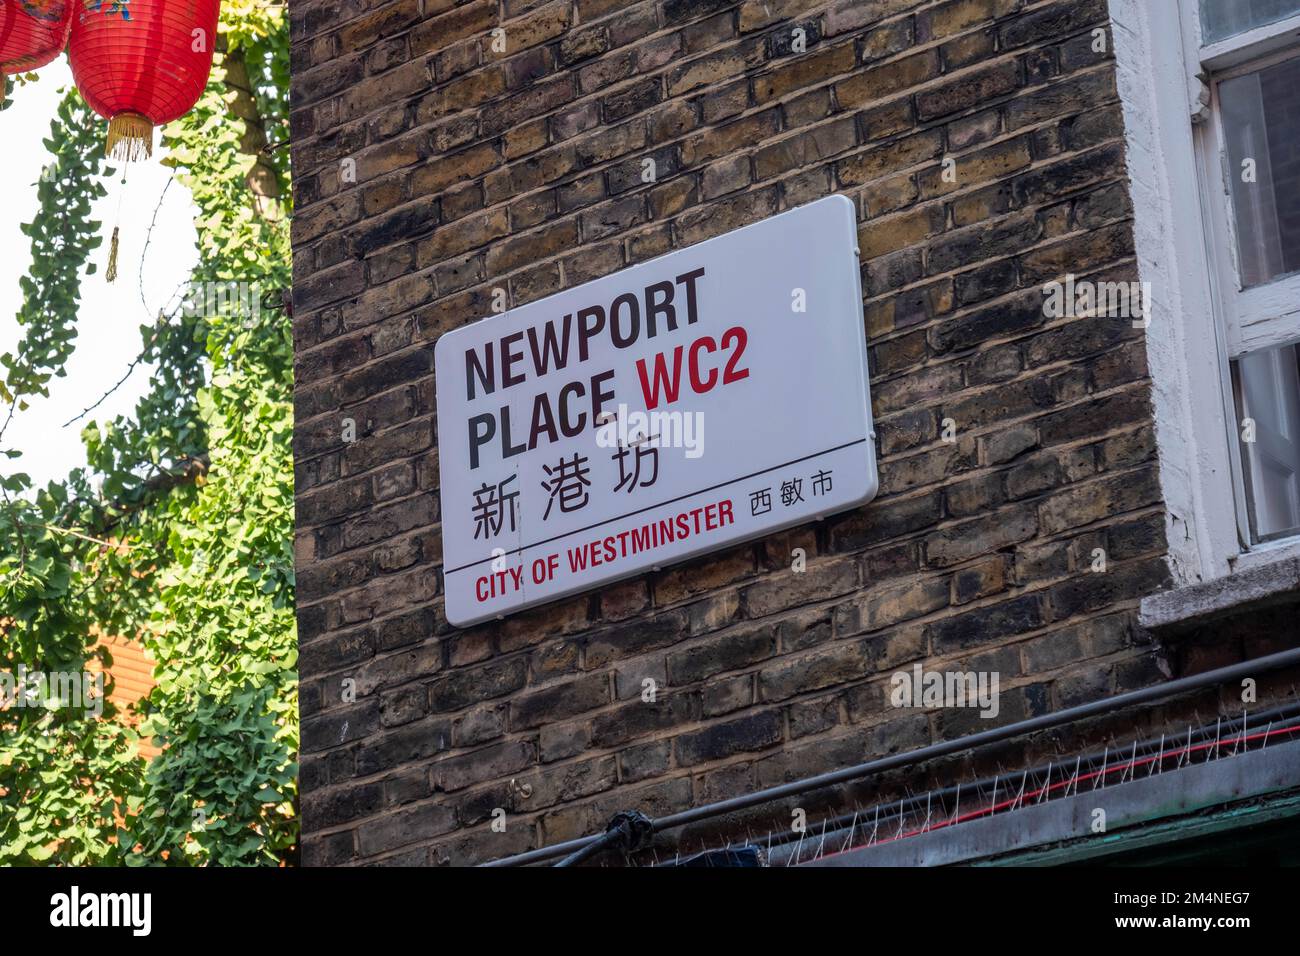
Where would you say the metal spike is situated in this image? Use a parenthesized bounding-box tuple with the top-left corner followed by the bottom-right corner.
(1121, 739, 1137, 785)
(814, 819, 830, 861)
(841, 810, 860, 852)
(1153, 734, 1165, 776)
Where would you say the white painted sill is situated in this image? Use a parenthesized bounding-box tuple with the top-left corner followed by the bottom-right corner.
(1139, 553, 1300, 633)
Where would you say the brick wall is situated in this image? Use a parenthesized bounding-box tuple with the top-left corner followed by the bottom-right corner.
(89, 633, 160, 760)
(289, 0, 1181, 866)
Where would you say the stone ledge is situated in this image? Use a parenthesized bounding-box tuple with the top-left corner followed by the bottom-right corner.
(1139, 555, 1300, 633)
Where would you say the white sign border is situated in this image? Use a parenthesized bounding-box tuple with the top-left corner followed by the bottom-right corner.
(433, 194, 878, 628)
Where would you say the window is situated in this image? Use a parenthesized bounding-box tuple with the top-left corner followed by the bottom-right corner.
(1218, 55, 1300, 287)
(1232, 345, 1300, 541)
(1200, 0, 1300, 44)
(1190, 3, 1300, 548)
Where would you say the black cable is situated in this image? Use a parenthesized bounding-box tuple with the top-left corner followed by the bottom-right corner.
(554, 811, 652, 867)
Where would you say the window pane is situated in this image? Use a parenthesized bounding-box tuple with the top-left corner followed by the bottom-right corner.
(1233, 344, 1300, 542)
(1202, 0, 1300, 43)
(1219, 56, 1300, 288)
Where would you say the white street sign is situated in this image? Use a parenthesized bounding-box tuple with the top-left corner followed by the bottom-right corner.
(434, 194, 877, 627)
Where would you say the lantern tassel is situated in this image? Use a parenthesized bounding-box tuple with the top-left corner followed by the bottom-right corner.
(106, 112, 153, 162)
(106, 226, 120, 284)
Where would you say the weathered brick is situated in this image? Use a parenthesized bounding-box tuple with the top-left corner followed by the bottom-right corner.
(674, 710, 783, 765)
(926, 504, 1039, 567)
(432, 739, 535, 792)
(839, 50, 941, 109)
(702, 674, 755, 717)
(742, 559, 859, 617)
(926, 594, 1045, 652)
(667, 624, 779, 685)
(509, 673, 610, 730)
(355, 716, 455, 776)
(917, 59, 1022, 121)
(840, 575, 950, 634)
(754, 42, 857, 104)
(428, 657, 529, 713)
(590, 692, 700, 748)
(682, 109, 782, 167)
(355, 801, 458, 856)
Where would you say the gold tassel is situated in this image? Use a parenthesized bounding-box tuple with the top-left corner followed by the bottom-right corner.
(105, 112, 154, 162)
(107, 226, 119, 284)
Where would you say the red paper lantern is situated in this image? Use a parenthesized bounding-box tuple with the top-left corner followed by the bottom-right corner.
(1, 1, 75, 75)
(68, 0, 221, 160)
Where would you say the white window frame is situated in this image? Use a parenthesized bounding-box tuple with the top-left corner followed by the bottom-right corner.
(1191, 21, 1300, 356)
(1110, 0, 1300, 584)
(1190, 3, 1300, 558)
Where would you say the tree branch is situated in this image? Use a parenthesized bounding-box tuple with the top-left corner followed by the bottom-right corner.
(220, 44, 283, 218)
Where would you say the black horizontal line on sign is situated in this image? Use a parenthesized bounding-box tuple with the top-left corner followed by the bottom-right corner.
(445, 437, 869, 576)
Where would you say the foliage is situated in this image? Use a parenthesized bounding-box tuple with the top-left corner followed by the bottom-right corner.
(0, 0, 296, 866)
(0, 90, 106, 405)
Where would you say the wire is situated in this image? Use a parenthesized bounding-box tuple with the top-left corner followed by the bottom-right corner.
(483, 646, 1300, 867)
(764, 701, 1300, 860)
(815, 721, 1300, 863)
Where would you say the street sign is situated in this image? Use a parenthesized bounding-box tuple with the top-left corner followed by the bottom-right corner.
(434, 194, 877, 627)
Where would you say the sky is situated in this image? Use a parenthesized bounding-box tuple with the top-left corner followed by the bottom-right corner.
(0, 60, 199, 493)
